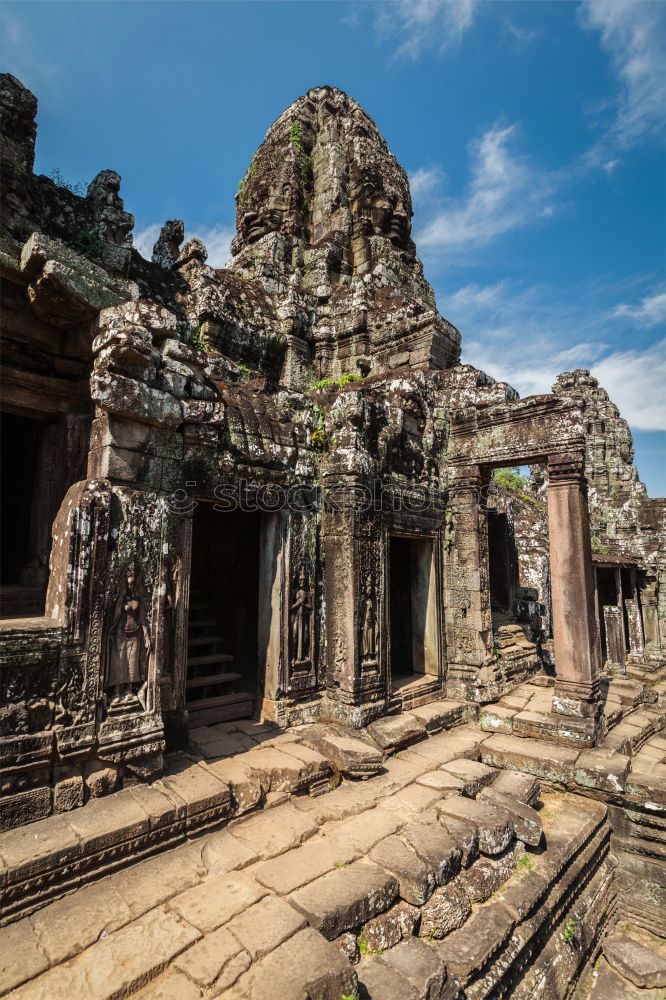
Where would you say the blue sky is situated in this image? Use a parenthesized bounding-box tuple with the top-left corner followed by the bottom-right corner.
(2, 0, 665, 494)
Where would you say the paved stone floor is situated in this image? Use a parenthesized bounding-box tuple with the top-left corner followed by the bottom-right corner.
(1, 684, 665, 1000)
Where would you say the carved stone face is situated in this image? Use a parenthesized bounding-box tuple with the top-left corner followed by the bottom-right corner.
(388, 199, 410, 247)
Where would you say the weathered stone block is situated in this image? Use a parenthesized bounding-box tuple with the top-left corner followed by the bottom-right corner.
(407, 700, 466, 733)
(478, 787, 543, 846)
(200, 827, 259, 875)
(419, 877, 471, 939)
(359, 899, 420, 953)
(0, 785, 52, 831)
(401, 821, 462, 885)
(437, 796, 515, 855)
(289, 860, 398, 940)
(357, 954, 422, 1000)
(369, 833, 435, 905)
(205, 756, 263, 815)
(159, 759, 231, 828)
(232, 927, 358, 1000)
(603, 933, 666, 989)
(226, 894, 307, 960)
(574, 748, 631, 794)
(298, 723, 383, 778)
(30, 877, 132, 965)
(253, 836, 355, 894)
(366, 713, 426, 752)
(440, 758, 497, 797)
(10, 905, 201, 1000)
(230, 801, 318, 859)
(382, 936, 449, 1000)
(0, 918, 49, 994)
(169, 871, 267, 934)
(0, 810, 81, 886)
(435, 901, 515, 984)
(457, 847, 516, 903)
(479, 734, 579, 785)
(173, 925, 247, 989)
(491, 770, 541, 806)
(415, 770, 465, 795)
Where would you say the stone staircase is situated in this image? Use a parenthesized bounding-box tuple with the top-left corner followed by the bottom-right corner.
(2, 734, 641, 1000)
(185, 601, 253, 726)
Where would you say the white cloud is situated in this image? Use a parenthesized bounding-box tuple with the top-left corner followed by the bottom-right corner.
(375, 0, 478, 59)
(133, 223, 234, 268)
(193, 225, 234, 268)
(612, 289, 666, 328)
(412, 123, 558, 257)
(408, 166, 445, 200)
(592, 340, 666, 431)
(446, 278, 666, 430)
(133, 224, 162, 260)
(579, 0, 666, 150)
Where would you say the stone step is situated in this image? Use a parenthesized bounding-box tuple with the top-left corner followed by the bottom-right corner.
(188, 634, 225, 647)
(185, 671, 241, 689)
(187, 619, 218, 631)
(187, 652, 235, 668)
(186, 692, 253, 712)
(406, 699, 468, 734)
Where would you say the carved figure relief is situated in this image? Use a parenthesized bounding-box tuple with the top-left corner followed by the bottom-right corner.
(290, 567, 313, 669)
(360, 575, 377, 666)
(105, 564, 151, 710)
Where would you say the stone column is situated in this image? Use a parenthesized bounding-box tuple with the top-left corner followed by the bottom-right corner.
(444, 465, 494, 701)
(546, 453, 602, 728)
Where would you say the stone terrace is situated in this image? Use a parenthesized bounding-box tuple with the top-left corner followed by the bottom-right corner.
(1, 690, 665, 1000)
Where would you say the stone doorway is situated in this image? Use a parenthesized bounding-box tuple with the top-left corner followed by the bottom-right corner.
(187, 504, 262, 726)
(388, 535, 438, 689)
(1, 411, 58, 618)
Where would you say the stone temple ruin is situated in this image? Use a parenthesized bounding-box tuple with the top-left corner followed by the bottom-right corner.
(1, 75, 665, 999)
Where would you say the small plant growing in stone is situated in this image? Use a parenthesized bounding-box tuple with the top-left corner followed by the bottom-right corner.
(235, 363, 255, 382)
(562, 918, 577, 945)
(72, 228, 103, 261)
(48, 167, 87, 196)
(190, 326, 213, 353)
(307, 373, 362, 392)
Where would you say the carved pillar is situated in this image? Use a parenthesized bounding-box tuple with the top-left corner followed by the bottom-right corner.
(322, 488, 387, 726)
(546, 453, 602, 726)
(444, 465, 493, 701)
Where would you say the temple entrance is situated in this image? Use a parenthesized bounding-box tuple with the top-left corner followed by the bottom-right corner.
(187, 504, 262, 726)
(488, 509, 518, 625)
(388, 535, 438, 687)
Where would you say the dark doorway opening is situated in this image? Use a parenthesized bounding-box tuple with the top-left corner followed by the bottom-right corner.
(389, 535, 438, 686)
(488, 509, 518, 625)
(389, 537, 413, 679)
(1, 412, 45, 617)
(187, 504, 261, 726)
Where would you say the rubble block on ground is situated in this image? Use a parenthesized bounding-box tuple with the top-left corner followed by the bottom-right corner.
(406, 700, 468, 734)
(437, 795, 515, 855)
(477, 787, 543, 846)
(297, 723, 383, 778)
(366, 713, 427, 753)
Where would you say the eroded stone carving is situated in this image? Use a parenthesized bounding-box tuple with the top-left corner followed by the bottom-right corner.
(105, 564, 151, 710)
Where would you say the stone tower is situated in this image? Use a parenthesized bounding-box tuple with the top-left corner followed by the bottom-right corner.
(228, 86, 461, 382)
